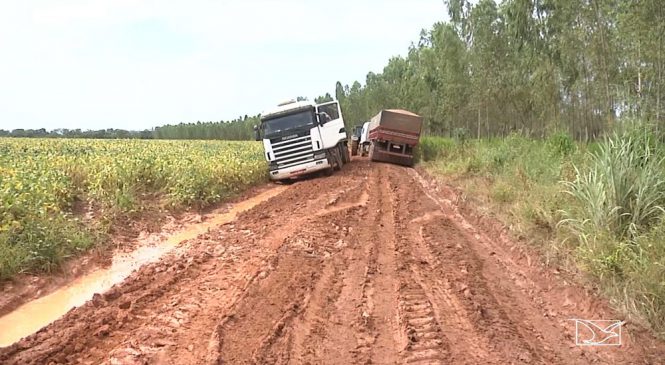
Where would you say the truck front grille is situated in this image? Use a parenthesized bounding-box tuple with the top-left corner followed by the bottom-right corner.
(271, 135, 314, 169)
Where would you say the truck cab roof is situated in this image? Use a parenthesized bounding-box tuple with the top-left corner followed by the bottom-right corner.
(261, 100, 316, 121)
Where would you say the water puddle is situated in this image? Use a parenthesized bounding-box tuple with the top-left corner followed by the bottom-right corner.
(0, 186, 287, 347)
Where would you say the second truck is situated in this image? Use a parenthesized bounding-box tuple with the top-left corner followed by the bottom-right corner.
(367, 109, 423, 166)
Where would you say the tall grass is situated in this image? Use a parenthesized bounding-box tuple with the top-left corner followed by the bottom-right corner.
(561, 130, 665, 240)
(557, 128, 665, 334)
(421, 127, 665, 337)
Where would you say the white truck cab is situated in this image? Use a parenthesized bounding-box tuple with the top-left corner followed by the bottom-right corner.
(255, 99, 349, 181)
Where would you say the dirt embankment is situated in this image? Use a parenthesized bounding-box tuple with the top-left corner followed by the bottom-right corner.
(2, 159, 664, 364)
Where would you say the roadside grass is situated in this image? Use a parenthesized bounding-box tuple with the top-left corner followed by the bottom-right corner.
(419, 128, 665, 337)
(0, 139, 267, 281)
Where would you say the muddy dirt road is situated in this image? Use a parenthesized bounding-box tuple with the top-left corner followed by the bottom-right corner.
(2, 160, 665, 364)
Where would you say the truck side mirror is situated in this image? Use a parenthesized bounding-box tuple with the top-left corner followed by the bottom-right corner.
(253, 125, 260, 141)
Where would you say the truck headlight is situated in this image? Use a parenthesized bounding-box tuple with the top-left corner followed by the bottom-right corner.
(314, 152, 326, 160)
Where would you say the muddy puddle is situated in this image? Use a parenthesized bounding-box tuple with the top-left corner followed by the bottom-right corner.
(0, 186, 287, 347)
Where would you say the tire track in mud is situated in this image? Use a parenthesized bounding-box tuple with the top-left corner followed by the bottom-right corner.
(302, 170, 380, 364)
(287, 174, 371, 364)
(207, 165, 374, 364)
(389, 167, 551, 364)
(396, 165, 665, 364)
(0, 164, 368, 365)
(3, 160, 665, 365)
(106, 173, 367, 365)
(387, 175, 451, 365)
(366, 169, 403, 364)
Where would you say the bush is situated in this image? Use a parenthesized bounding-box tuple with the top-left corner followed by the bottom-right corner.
(418, 137, 457, 162)
(547, 132, 576, 156)
(561, 130, 665, 240)
(453, 128, 469, 145)
(491, 182, 516, 203)
(558, 127, 665, 335)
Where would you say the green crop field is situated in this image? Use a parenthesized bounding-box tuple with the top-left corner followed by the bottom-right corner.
(0, 138, 266, 280)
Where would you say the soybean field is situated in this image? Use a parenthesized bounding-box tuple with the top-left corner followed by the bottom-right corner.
(0, 138, 265, 280)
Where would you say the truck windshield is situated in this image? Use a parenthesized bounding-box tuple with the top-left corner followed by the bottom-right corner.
(262, 111, 315, 136)
(353, 126, 363, 137)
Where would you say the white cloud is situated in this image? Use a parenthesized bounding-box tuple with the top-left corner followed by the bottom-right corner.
(0, 0, 445, 130)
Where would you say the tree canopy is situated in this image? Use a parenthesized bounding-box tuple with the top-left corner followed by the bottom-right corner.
(337, 0, 665, 140)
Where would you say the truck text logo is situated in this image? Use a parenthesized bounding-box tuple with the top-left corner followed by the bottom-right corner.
(281, 134, 298, 141)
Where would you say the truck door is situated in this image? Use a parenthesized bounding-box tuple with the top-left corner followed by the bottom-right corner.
(316, 101, 346, 149)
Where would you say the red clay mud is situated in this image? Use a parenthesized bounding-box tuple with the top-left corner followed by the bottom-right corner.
(1, 159, 664, 364)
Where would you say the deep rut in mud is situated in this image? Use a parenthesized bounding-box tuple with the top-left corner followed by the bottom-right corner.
(2, 159, 665, 364)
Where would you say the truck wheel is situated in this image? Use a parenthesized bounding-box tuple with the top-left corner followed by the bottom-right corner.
(333, 148, 342, 171)
(341, 143, 350, 164)
(275, 178, 294, 185)
(369, 143, 375, 161)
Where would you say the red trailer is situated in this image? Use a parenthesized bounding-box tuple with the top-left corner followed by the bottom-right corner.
(368, 109, 423, 166)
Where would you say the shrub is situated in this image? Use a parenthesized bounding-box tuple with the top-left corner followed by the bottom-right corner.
(417, 137, 457, 162)
(561, 130, 665, 240)
(547, 132, 576, 156)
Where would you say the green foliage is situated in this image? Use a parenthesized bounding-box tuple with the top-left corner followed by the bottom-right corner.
(0, 138, 266, 280)
(547, 132, 577, 157)
(424, 126, 665, 336)
(491, 182, 516, 203)
(418, 137, 457, 162)
(0, 128, 153, 139)
(452, 128, 469, 144)
(335, 1, 665, 140)
(561, 130, 665, 240)
(153, 115, 260, 140)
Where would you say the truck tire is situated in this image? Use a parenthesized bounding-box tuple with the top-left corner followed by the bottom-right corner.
(351, 141, 358, 156)
(341, 143, 350, 164)
(368, 143, 374, 161)
(333, 148, 342, 171)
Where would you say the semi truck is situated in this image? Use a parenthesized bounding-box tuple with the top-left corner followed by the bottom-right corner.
(367, 109, 423, 166)
(350, 125, 363, 156)
(254, 99, 349, 181)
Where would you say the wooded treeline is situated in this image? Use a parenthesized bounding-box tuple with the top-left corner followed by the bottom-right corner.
(336, 0, 664, 140)
(0, 128, 154, 139)
(0, 117, 258, 140)
(2, 95, 336, 140)
(152, 94, 333, 140)
(152, 115, 258, 140)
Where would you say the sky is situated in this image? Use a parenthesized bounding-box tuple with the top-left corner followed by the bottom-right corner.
(0, 1, 446, 131)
